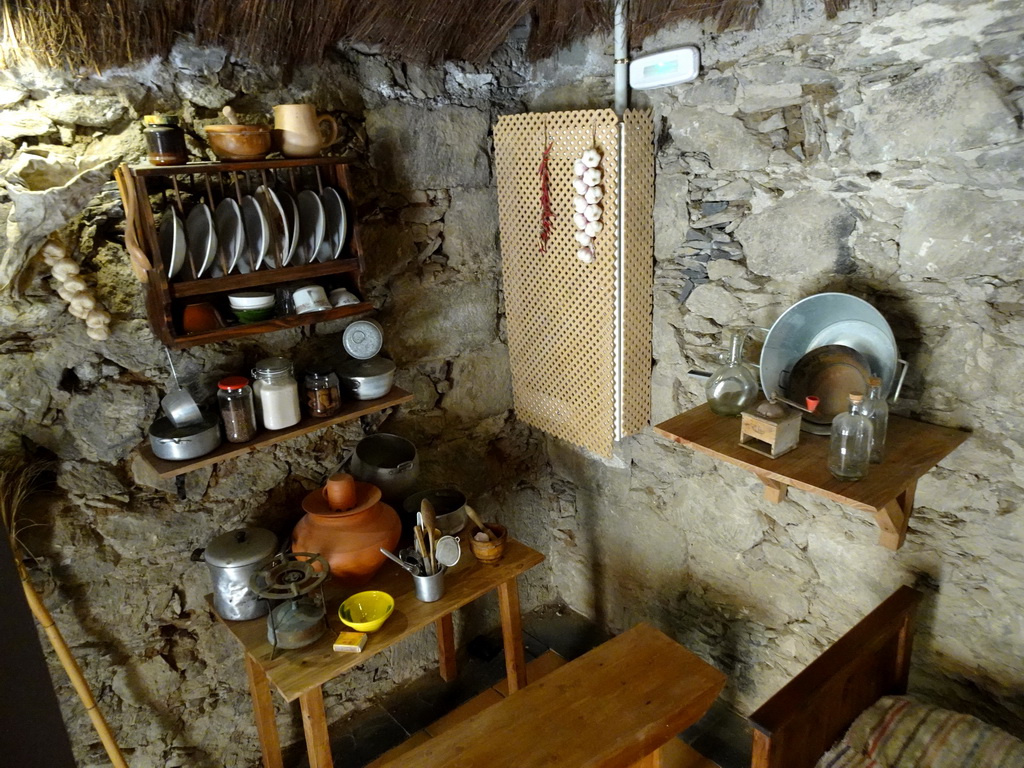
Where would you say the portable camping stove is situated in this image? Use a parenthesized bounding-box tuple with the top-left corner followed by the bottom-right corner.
(248, 552, 330, 658)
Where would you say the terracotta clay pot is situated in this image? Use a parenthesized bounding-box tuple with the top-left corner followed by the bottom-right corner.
(292, 481, 401, 586)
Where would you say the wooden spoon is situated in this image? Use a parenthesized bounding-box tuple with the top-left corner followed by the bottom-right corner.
(420, 499, 437, 574)
(464, 504, 497, 542)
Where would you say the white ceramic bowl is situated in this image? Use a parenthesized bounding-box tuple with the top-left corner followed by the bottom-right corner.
(228, 291, 275, 310)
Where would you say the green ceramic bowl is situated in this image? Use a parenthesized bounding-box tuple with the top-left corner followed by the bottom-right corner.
(233, 306, 275, 324)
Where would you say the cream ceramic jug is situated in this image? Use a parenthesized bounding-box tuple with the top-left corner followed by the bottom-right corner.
(272, 104, 338, 158)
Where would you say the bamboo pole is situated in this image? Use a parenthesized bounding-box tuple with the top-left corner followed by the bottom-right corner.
(17, 565, 129, 768)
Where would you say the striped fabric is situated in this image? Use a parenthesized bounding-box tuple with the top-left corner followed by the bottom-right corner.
(818, 696, 1024, 768)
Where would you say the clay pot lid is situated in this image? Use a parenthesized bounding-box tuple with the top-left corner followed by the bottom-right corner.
(302, 481, 381, 517)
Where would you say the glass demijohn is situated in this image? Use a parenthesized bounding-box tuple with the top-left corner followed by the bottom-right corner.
(862, 376, 888, 464)
(705, 330, 759, 416)
(828, 392, 873, 481)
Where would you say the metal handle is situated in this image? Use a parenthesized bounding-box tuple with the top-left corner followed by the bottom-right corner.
(890, 358, 909, 403)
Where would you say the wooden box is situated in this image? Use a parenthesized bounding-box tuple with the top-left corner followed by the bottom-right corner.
(739, 407, 801, 458)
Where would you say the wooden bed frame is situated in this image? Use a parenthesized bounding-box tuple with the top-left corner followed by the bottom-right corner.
(748, 585, 923, 768)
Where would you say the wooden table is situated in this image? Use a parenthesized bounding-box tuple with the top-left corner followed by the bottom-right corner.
(211, 537, 544, 768)
(379, 623, 726, 768)
(654, 403, 969, 550)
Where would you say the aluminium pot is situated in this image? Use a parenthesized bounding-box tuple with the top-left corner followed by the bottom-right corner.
(192, 527, 278, 621)
(148, 411, 222, 460)
(338, 356, 395, 400)
(349, 433, 418, 506)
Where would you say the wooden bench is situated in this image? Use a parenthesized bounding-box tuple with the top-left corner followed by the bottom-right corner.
(377, 622, 726, 768)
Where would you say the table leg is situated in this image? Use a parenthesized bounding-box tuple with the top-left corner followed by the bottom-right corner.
(497, 577, 527, 693)
(299, 686, 333, 768)
(244, 654, 284, 768)
(435, 613, 457, 682)
(760, 477, 788, 503)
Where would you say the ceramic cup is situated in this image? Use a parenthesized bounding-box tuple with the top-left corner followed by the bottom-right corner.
(272, 104, 339, 158)
(323, 472, 357, 511)
(293, 285, 330, 314)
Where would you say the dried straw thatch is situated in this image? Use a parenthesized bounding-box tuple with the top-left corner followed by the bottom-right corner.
(1, 0, 845, 72)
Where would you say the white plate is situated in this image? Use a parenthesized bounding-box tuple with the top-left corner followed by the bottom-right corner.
(159, 209, 186, 279)
(318, 187, 347, 262)
(277, 190, 301, 266)
(213, 198, 244, 275)
(255, 185, 289, 270)
(185, 204, 217, 278)
(296, 190, 325, 264)
(240, 195, 269, 271)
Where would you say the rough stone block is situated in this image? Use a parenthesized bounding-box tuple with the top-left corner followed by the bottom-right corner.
(900, 189, 1024, 279)
(38, 94, 127, 127)
(666, 106, 770, 171)
(849, 63, 1018, 162)
(444, 186, 499, 274)
(366, 103, 491, 190)
(736, 190, 855, 278)
(442, 343, 512, 422)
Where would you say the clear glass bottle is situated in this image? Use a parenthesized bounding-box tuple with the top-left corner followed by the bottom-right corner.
(217, 376, 257, 443)
(304, 368, 341, 418)
(251, 357, 301, 430)
(705, 330, 759, 416)
(828, 393, 873, 481)
(862, 376, 888, 464)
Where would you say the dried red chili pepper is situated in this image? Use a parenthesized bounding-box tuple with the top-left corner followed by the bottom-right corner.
(538, 141, 554, 253)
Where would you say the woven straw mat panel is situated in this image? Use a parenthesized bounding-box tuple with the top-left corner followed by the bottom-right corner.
(620, 109, 654, 437)
(494, 109, 620, 456)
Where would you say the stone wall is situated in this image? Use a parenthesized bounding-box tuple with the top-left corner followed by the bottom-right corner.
(531, 0, 1024, 737)
(0, 37, 558, 767)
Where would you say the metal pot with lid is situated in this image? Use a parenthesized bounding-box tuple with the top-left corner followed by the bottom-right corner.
(192, 527, 278, 621)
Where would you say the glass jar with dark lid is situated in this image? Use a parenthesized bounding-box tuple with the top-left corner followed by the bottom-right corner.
(304, 367, 341, 418)
(143, 114, 188, 166)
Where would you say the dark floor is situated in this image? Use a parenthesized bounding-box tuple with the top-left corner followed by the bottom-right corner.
(289, 605, 753, 767)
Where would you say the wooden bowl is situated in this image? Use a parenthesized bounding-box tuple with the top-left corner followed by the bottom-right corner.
(204, 125, 273, 161)
(470, 523, 507, 564)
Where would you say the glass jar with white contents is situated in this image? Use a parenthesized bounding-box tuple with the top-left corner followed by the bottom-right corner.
(251, 357, 301, 430)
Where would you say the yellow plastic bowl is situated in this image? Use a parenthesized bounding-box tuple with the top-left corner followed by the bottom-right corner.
(338, 590, 394, 632)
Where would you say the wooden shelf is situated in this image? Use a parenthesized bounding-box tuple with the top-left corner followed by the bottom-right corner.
(117, 157, 369, 349)
(653, 403, 970, 550)
(140, 387, 413, 479)
(166, 301, 374, 350)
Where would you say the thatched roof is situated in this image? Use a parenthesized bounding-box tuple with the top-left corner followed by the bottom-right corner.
(1, 0, 848, 72)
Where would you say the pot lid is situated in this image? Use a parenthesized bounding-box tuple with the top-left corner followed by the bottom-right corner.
(204, 528, 278, 568)
(342, 320, 383, 359)
(338, 356, 396, 377)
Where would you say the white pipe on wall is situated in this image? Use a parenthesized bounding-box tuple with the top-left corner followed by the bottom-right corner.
(614, 0, 629, 115)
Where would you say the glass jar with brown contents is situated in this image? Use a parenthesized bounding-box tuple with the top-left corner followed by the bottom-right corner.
(304, 368, 341, 418)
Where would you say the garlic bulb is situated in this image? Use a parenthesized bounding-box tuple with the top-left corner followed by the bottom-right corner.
(69, 302, 91, 319)
(582, 148, 602, 168)
(86, 309, 111, 328)
(573, 212, 588, 229)
(584, 186, 604, 204)
(574, 231, 592, 246)
(70, 293, 96, 314)
(573, 195, 588, 213)
(86, 325, 111, 341)
(62, 276, 88, 293)
(573, 159, 588, 177)
(584, 219, 604, 237)
(573, 177, 589, 195)
(582, 167, 602, 186)
(51, 258, 81, 280)
(577, 247, 595, 263)
(583, 204, 603, 222)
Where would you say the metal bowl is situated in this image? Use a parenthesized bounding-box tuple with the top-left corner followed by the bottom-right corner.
(149, 412, 222, 460)
(760, 293, 900, 401)
(402, 488, 468, 536)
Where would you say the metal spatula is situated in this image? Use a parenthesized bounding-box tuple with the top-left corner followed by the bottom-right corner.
(161, 348, 203, 427)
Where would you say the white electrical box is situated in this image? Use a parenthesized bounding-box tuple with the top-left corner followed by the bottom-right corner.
(629, 47, 700, 90)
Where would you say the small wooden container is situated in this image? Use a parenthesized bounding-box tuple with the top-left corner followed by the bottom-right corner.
(739, 404, 802, 458)
(470, 523, 507, 564)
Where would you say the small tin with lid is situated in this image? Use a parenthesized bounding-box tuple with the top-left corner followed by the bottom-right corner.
(143, 114, 188, 166)
(218, 376, 257, 443)
(192, 527, 278, 620)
